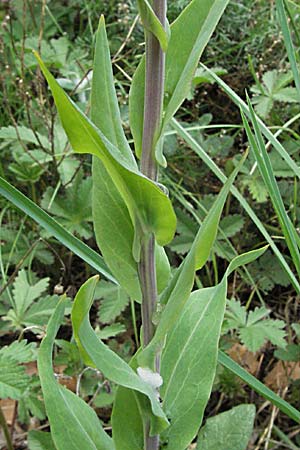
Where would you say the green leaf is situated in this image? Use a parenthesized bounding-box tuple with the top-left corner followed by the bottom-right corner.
(71, 276, 169, 435)
(171, 117, 300, 293)
(201, 64, 300, 179)
(23, 295, 63, 327)
(35, 52, 176, 266)
(28, 431, 56, 450)
(0, 354, 30, 400)
(139, 158, 245, 368)
(242, 99, 300, 278)
(91, 17, 150, 299)
(96, 281, 130, 323)
(0, 125, 50, 149)
(137, 0, 169, 52)
(0, 340, 36, 363)
(38, 297, 114, 450)
(112, 386, 143, 450)
(274, 344, 300, 362)
(196, 404, 256, 450)
(0, 176, 115, 283)
(41, 172, 93, 240)
(111, 354, 144, 450)
(96, 323, 126, 339)
(130, 0, 229, 164)
(218, 351, 300, 423)
(10, 269, 49, 322)
(239, 319, 286, 352)
(276, 0, 300, 102)
(91, 16, 135, 163)
(159, 247, 266, 450)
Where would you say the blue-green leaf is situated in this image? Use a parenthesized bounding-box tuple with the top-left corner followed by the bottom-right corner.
(160, 247, 266, 450)
(196, 404, 256, 450)
(37, 298, 114, 450)
(71, 276, 169, 435)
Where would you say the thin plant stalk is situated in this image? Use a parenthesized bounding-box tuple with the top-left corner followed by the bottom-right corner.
(0, 404, 13, 450)
(139, 1, 166, 449)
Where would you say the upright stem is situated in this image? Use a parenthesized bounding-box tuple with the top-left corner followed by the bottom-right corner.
(0, 404, 13, 450)
(139, 1, 166, 449)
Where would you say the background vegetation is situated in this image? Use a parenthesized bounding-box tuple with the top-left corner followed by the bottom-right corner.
(0, 0, 299, 448)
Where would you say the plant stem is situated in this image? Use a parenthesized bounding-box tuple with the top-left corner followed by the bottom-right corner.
(0, 404, 13, 450)
(139, 1, 166, 449)
(140, 0, 166, 181)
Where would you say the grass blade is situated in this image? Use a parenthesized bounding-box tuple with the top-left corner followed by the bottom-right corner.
(218, 350, 300, 424)
(0, 176, 116, 283)
(276, 0, 300, 101)
(242, 98, 300, 277)
(200, 63, 300, 179)
(171, 118, 300, 293)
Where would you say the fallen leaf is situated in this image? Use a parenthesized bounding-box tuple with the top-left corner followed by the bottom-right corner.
(264, 361, 300, 390)
(227, 343, 260, 375)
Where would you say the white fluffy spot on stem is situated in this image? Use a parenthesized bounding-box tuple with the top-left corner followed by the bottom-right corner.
(137, 367, 163, 390)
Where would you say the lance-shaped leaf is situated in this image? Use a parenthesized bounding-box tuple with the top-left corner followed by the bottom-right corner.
(160, 247, 267, 450)
(242, 98, 300, 277)
(90, 18, 170, 299)
(138, 157, 245, 368)
(35, 53, 176, 269)
(137, 0, 169, 52)
(196, 404, 256, 450)
(71, 276, 169, 435)
(37, 297, 114, 450)
(130, 0, 229, 164)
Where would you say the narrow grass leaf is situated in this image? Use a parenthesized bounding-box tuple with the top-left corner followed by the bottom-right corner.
(276, 0, 300, 101)
(242, 100, 300, 277)
(200, 64, 300, 178)
(0, 176, 115, 283)
(160, 247, 266, 450)
(218, 351, 300, 423)
(38, 297, 114, 450)
(171, 118, 300, 293)
(35, 53, 176, 266)
(71, 276, 169, 435)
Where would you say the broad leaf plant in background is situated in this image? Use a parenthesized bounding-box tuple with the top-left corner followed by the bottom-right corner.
(0, 0, 300, 449)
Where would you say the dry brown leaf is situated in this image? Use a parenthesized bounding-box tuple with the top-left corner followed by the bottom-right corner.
(0, 399, 16, 425)
(264, 361, 300, 390)
(227, 343, 260, 375)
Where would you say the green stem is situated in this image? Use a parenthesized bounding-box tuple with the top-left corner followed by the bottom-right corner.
(0, 404, 13, 450)
(139, 1, 166, 449)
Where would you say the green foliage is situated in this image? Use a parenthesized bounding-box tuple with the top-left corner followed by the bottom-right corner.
(251, 69, 299, 119)
(170, 208, 244, 260)
(1, 2, 300, 449)
(3, 269, 62, 330)
(196, 404, 256, 450)
(224, 299, 287, 351)
(130, 0, 229, 165)
(0, 340, 36, 400)
(95, 280, 129, 323)
(38, 297, 114, 450)
(42, 171, 93, 239)
(71, 276, 169, 435)
(28, 431, 56, 450)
